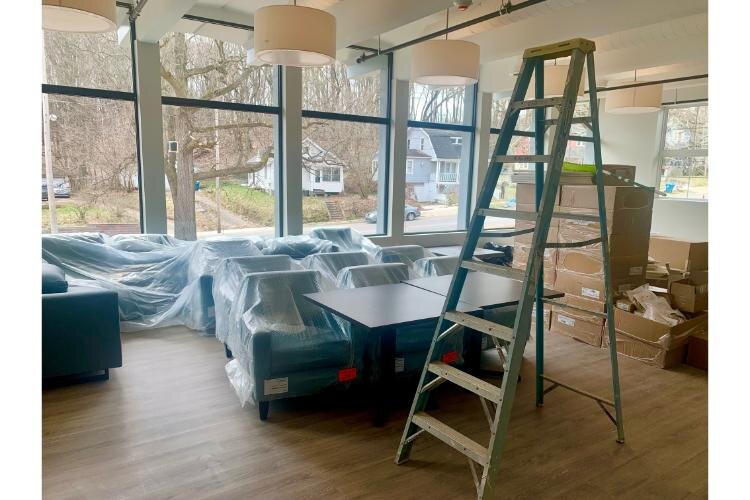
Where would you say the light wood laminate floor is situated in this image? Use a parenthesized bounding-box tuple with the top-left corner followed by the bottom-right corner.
(43, 327, 707, 499)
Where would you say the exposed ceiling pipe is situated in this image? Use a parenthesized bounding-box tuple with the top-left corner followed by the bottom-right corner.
(592, 73, 708, 93)
(356, 0, 549, 63)
(129, 0, 149, 22)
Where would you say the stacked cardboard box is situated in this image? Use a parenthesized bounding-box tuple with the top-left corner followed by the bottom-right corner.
(550, 184, 655, 347)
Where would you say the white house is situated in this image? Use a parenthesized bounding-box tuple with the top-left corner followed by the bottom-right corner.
(247, 137, 345, 195)
(405, 128, 463, 202)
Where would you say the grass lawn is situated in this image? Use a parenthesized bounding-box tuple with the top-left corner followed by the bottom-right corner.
(42, 194, 140, 232)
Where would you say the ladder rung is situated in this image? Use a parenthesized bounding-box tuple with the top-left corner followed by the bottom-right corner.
(513, 97, 564, 110)
(478, 208, 600, 223)
(513, 130, 536, 137)
(411, 412, 488, 465)
(462, 259, 525, 281)
(568, 135, 593, 142)
(545, 116, 591, 126)
(444, 311, 514, 343)
(428, 362, 502, 404)
(546, 237, 602, 249)
(542, 298, 607, 319)
(480, 228, 535, 238)
(495, 155, 551, 163)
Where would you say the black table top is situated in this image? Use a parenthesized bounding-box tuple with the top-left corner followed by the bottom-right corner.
(428, 245, 501, 257)
(303, 283, 478, 331)
(403, 273, 564, 310)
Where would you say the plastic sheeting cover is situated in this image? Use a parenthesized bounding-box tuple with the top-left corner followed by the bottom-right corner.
(336, 263, 409, 289)
(213, 255, 298, 342)
(414, 255, 458, 277)
(261, 235, 336, 259)
(301, 251, 371, 286)
(41, 233, 262, 332)
(309, 226, 379, 254)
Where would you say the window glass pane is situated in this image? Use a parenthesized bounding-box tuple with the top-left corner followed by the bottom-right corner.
(301, 119, 385, 236)
(665, 105, 708, 150)
(303, 61, 383, 116)
(162, 106, 276, 239)
(490, 94, 534, 131)
(43, 6, 132, 91)
(659, 156, 708, 200)
(42, 95, 138, 234)
(160, 33, 276, 106)
(404, 127, 469, 233)
(409, 83, 466, 124)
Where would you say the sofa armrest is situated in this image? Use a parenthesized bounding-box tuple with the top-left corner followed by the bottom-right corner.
(42, 286, 122, 378)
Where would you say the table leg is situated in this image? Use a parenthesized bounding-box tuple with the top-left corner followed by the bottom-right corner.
(373, 328, 396, 427)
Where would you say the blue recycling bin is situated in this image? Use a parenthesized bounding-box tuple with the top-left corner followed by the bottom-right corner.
(665, 182, 676, 194)
(195, 180, 201, 191)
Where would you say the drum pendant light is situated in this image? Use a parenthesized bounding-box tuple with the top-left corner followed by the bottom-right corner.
(254, 1, 337, 67)
(42, 0, 117, 33)
(411, 9, 480, 86)
(605, 69, 663, 114)
(544, 61, 585, 97)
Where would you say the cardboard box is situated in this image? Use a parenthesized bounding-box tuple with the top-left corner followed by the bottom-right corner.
(550, 310, 603, 347)
(560, 185, 654, 212)
(686, 332, 708, 371)
(557, 205, 653, 238)
(514, 214, 559, 245)
(511, 165, 636, 186)
(557, 226, 651, 259)
(554, 269, 644, 303)
(556, 249, 648, 282)
(512, 244, 556, 288)
(515, 183, 561, 206)
(604, 309, 708, 368)
(649, 236, 708, 272)
(669, 271, 708, 313)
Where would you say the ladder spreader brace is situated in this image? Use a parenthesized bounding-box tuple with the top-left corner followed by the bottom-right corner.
(394, 38, 643, 500)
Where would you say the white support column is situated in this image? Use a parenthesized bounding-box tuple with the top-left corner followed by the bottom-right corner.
(472, 91, 493, 213)
(458, 84, 478, 230)
(134, 40, 168, 234)
(280, 66, 303, 235)
(388, 79, 409, 240)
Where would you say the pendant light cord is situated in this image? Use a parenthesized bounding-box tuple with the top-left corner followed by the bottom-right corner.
(445, 9, 449, 40)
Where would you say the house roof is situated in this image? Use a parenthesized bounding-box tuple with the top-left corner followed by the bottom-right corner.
(424, 129, 463, 160)
(406, 149, 431, 158)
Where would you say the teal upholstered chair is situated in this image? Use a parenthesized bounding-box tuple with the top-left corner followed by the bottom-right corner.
(224, 269, 362, 420)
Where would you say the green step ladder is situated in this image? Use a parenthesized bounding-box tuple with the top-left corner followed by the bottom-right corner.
(395, 38, 627, 499)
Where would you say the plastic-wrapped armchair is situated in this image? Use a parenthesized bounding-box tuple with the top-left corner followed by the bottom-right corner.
(309, 227, 378, 254)
(224, 270, 362, 420)
(213, 255, 296, 347)
(335, 263, 463, 381)
(414, 255, 459, 277)
(374, 245, 432, 274)
(300, 251, 370, 286)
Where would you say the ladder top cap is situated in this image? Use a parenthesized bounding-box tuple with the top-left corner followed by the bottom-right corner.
(523, 38, 596, 59)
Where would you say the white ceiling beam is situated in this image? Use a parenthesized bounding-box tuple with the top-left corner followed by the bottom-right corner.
(171, 5, 255, 46)
(135, 0, 200, 43)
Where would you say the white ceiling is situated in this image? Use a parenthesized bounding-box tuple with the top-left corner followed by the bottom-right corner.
(126, 0, 708, 92)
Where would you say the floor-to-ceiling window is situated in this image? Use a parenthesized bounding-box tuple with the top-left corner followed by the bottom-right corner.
(658, 103, 708, 199)
(160, 32, 280, 240)
(301, 56, 390, 236)
(406, 82, 476, 233)
(42, 5, 139, 235)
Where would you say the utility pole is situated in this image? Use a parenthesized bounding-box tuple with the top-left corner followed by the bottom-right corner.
(214, 108, 222, 233)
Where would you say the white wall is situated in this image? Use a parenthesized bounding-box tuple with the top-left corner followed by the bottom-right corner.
(599, 101, 708, 242)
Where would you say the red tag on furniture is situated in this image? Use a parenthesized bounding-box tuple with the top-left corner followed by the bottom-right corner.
(441, 351, 459, 364)
(338, 367, 357, 382)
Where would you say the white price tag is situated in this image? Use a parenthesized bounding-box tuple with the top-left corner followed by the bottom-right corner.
(263, 377, 288, 395)
(629, 266, 643, 276)
(557, 315, 576, 327)
(581, 287, 600, 300)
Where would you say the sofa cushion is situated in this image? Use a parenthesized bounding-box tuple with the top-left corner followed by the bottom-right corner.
(42, 263, 68, 294)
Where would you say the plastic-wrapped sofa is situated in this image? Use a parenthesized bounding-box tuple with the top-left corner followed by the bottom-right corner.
(223, 270, 362, 420)
(309, 227, 378, 254)
(261, 235, 335, 259)
(42, 263, 122, 381)
(414, 255, 459, 277)
(375, 245, 434, 276)
(300, 251, 370, 285)
(335, 263, 463, 380)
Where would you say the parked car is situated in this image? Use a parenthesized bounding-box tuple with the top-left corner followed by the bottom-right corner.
(365, 205, 421, 223)
(42, 179, 71, 201)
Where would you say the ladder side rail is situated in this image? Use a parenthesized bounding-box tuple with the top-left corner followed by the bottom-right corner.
(479, 49, 588, 500)
(395, 58, 537, 465)
(533, 58, 546, 409)
(586, 52, 626, 444)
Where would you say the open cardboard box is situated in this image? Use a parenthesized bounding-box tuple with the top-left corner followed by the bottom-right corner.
(604, 308, 708, 368)
(649, 236, 708, 273)
(669, 271, 708, 313)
